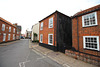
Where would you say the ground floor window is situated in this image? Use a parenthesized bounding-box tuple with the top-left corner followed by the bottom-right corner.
(3, 33, 6, 41)
(13, 34, 15, 40)
(83, 36, 99, 51)
(48, 34, 53, 45)
(40, 34, 43, 43)
(8, 34, 10, 40)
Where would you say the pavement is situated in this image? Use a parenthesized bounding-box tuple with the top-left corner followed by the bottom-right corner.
(29, 40, 98, 67)
(0, 40, 19, 46)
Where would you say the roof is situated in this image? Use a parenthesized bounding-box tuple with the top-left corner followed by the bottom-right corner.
(17, 26, 21, 31)
(72, 4, 100, 18)
(0, 17, 16, 27)
(27, 31, 32, 33)
(39, 10, 70, 22)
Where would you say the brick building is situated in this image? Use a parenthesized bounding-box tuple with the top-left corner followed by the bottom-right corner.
(65, 4, 100, 65)
(39, 11, 72, 53)
(13, 23, 21, 40)
(0, 17, 16, 43)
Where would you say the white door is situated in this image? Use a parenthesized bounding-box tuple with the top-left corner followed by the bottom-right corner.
(3, 33, 6, 41)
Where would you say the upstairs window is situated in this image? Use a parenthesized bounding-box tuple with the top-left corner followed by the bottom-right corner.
(2, 24, 5, 31)
(13, 28, 15, 33)
(9, 27, 11, 32)
(40, 34, 43, 43)
(82, 12, 97, 27)
(48, 34, 53, 45)
(49, 17, 53, 28)
(83, 36, 99, 51)
(40, 22, 43, 30)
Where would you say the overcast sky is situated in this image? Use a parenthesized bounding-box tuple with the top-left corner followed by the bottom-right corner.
(0, 0, 100, 34)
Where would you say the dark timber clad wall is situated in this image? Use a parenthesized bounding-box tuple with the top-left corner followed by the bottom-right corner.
(56, 12, 72, 53)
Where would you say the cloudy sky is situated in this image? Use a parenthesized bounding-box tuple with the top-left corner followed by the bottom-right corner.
(0, 0, 100, 34)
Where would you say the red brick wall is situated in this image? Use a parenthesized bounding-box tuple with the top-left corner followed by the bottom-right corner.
(39, 13, 57, 46)
(0, 20, 16, 43)
(72, 10, 100, 56)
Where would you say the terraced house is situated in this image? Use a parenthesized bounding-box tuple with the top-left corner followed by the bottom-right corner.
(13, 23, 21, 40)
(0, 17, 16, 43)
(39, 11, 72, 53)
(65, 4, 100, 65)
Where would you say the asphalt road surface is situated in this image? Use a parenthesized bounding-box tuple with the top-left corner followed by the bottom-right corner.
(0, 39, 63, 67)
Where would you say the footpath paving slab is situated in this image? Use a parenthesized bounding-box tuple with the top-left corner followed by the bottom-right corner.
(29, 41, 98, 67)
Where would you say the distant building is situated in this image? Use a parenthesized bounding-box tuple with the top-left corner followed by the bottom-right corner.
(31, 23, 39, 42)
(25, 30, 32, 39)
(0, 17, 16, 43)
(13, 23, 22, 40)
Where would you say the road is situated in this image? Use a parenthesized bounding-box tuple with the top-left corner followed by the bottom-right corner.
(0, 39, 63, 67)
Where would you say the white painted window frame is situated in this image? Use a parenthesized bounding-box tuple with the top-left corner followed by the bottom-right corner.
(13, 34, 15, 40)
(48, 34, 53, 45)
(13, 28, 15, 33)
(82, 12, 98, 27)
(3, 33, 6, 41)
(8, 34, 11, 40)
(2, 24, 5, 31)
(49, 17, 53, 28)
(40, 34, 43, 43)
(83, 36, 99, 51)
(9, 27, 11, 32)
(17, 32, 19, 34)
(40, 22, 43, 30)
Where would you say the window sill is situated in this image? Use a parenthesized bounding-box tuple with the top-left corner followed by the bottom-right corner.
(48, 27, 53, 28)
(48, 43, 53, 45)
(82, 24, 98, 28)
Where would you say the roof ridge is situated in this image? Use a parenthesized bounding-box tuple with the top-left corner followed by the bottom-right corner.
(0, 17, 16, 27)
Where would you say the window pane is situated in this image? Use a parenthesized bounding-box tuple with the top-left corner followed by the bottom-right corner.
(49, 18, 53, 28)
(83, 12, 97, 27)
(49, 34, 53, 44)
(84, 36, 98, 50)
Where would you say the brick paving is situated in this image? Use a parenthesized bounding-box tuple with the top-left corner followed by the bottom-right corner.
(29, 41, 98, 67)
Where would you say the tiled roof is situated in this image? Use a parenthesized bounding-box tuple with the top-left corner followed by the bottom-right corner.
(39, 10, 70, 22)
(72, 4, 100, 18)
(0, 17, 16, 27)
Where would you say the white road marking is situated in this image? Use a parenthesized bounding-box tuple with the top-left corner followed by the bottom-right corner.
(19, 62, 22, 67)
(32, 49, 44, 57)
(36, 56, 46, 61)
(63, 64, 70, 67)
(19, 60, 30, 67)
